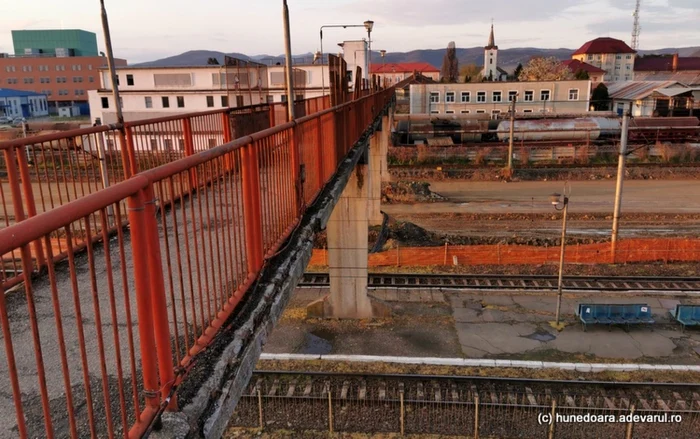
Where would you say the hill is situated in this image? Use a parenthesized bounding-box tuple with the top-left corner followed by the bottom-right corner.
(135, 46, 700, 73)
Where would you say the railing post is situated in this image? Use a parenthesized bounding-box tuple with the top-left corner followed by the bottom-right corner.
(143, 183, 176, 409)
(16, 148, 46, 268)
(182, 117, 198, 188)
(241, 144, 264, 274)
(126, 189, 161, 411)
(316, 117, 325, 184)
(548, 399, 557, 439)
(473, 394, 479, 439)
(290, 124, 301, 214)
(123, 126, 139, 176)
(625, 404, 635, 439)
(222, 111, 233, 172)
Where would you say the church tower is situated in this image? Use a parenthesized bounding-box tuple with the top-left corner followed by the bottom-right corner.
(482, 24, 499, 81)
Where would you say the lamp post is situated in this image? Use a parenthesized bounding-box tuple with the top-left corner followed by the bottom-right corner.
(550, 184, 570, 327)
(319, 21, 374, 96)
(379, 49, 387, 88)
(364, 20, 374, 83)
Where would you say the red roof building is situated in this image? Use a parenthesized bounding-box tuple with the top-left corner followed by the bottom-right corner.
(635, 54, 700, 72)
(571, 37, 637, 82)
(370, 62, 440, 85)
(561, 59, 607, 82)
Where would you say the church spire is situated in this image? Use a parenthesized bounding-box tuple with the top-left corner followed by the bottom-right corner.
(485, 22, 497, 50)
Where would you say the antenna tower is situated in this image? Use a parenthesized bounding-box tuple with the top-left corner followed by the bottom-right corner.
(631, 0, 641, 50)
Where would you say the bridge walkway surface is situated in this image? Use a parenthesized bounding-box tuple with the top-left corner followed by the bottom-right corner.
(0, 88, 394, 438)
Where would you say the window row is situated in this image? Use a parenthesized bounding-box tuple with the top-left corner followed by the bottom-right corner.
(429, 89, 578, 103)
(430, 109, 545, 115)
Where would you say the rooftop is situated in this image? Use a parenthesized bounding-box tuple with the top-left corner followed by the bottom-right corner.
(0, 88, 46, 98)
(562, 59, 606, 74)
(573, 37, 636, 56)
(371, 62, 440, 74)
(606, 80, 684, 100)
(635, 56, 700, 72)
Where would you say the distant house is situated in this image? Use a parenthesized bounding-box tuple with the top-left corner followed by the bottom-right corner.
(571, 37, 636, 82)
(606, 81, 699, 117)
(0, 88, 49, 118)
(634, 54, 700, 85)
(370, 62, 440, 85)
(562, 59, 607, 82)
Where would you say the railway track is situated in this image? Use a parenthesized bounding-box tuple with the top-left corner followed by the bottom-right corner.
(300, 273, 700, 292)
(390, 161, 700, 170)
(230, 371, 700, 438)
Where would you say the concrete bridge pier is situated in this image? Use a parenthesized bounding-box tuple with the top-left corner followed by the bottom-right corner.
(308, 118, 392, 319)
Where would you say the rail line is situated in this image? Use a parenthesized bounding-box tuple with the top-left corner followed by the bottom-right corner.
(300, 273, 700, 292)
(389, 161, 700, 170)
(229, 371, 700, 438)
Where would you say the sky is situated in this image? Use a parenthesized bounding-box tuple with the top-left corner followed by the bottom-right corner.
(1, 0, 698, 63)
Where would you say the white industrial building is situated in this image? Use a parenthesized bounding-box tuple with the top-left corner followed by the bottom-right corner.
(88, 40, 370, 124)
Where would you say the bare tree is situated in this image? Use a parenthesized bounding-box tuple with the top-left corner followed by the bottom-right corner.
(518, 57, 573, 81)
(440, 41, 459, 83)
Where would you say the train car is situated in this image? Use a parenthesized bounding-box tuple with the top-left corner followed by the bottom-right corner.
(394, 113, 490, 145)
(629, 117, 699, 142)
(496, 118, 604, 142)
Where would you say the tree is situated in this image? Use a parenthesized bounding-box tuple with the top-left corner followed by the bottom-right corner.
(512, 63, 523, 81)
(574, 69, 590, 80)
(591, 83, 610, 111)
(440, 41, 459, 83)
(459, 64, 482, 83)
(518, 57, 573, 81)
(207, 57, 220, 65)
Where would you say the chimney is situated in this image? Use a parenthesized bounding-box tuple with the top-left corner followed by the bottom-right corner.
(672, 53, 679, 72)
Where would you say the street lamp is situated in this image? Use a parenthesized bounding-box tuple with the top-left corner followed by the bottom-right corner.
(364, 20, 374, 84)
(379, 49, 387, 88)
(550, 183, 570, 327)
(319, 21, 374, 96)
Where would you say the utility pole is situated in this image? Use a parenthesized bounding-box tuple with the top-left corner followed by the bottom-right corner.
(611, 103, 630, 259)
(100, 0, 124, 125)
(507, 95, 516, 172)
(282, 0, 295, 121)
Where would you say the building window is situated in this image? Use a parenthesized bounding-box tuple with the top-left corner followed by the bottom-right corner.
(221, 96, 229, 107)
(626, 65, 631, 70)
(429, 92, 440, 103)
(23, 78, 34, 84)
(490, 58, 493, 65)
(445, 92, 455, 103)
(476, 110, 486, 114)
(177, 96, 185, 108)
(119, 97, 123, 108)
(22, 65, 32, 72)
(614, 76, 620, 81)
(587, 55, 593, 60)
(445, 110, 455, 114)
(524, 90, 534, 101)
(145, 96, 153, 108)
(492, 91, 502, 102)
(150, 139, 158, 151)
(88, 65, 93, 70)
(5, 66, 15, 72)
(236, 96, 244, 107)
(430, 110, 440, 114)
(626, 55, 632, 59)
(281, 95, 287, 103)
(101, 97, 109, 109)
(206, 96, 215, 107)
(126, 74, 134, 86)
(568, 89, 579, 100)
(615, 66, 620, 70)
(162, 96, 170, 108)
(460, 110, 470, 114)
(523, 109, 533, 113)
(477, 91, 486, 102)
(491, 109, 501, 118)
(115, 75, 120, 86)
(89, 76, 94, 82)
(56, 65, 65, 71)
(460, 92, 470, 103)
(508, 91, 518, 102)
(616, 55, 622, 60)
(540, 90, 550, 101)
(266, 95, 274, 104)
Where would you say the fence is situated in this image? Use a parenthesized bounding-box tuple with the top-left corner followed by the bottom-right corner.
(0, 88, 393, 438)
(230, 378, 700, 438)
(0, 95, 329, 288)
(309, 238, 700, 267)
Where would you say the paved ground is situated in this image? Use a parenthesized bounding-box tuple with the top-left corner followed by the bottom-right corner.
(264, 287, 700, 365)
(383, 180, 700, 215)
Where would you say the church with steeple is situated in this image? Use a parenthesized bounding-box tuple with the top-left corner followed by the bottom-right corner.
(481, 23, 508, 81)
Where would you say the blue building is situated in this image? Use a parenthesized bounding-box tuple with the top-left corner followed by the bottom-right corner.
(0, 88, 49, 118)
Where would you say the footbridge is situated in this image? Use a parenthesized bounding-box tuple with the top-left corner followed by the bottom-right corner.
(0, 85, 395, 438)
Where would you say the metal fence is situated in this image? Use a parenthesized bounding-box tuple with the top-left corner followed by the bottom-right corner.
(0, 96, 329, 288)
(0, 89, 393, 438)
(231, 378, 700, 438)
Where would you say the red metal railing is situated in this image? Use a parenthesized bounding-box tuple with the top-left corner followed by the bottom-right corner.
(0, 88, 392, 438)
(0, 96, 329, 288)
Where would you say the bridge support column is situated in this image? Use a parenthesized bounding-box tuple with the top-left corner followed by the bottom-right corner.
(368, 131, 383, 226)
(380, 111, 392, 182)
(308, 161, 390, 319)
